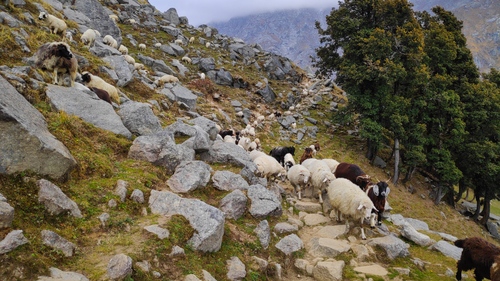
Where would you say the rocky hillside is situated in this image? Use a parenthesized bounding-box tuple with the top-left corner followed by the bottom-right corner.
(0, 0, 499, 281)
(211, 0, 500, 73)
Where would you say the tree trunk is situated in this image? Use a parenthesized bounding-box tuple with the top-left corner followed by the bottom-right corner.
(455, 178, 467, 203)
(432, 184, 448, 205)
(473, 191, 482, 221)
(479, 192, 492, 225)
(365, 139, 378, 162)
(392, 138, 400, 185)
(403, 166, 416, 183)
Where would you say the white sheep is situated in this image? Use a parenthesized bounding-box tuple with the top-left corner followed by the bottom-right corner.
(205, 42, 211, 48)
(38, 12, 67, 36)
(154, 74, 179, 87)
(181, 56, 192, 64)
(138, 43, 146, 51)
(327, 178, 377, 240)
(305, 159, 336, 203)
(81, 72, 120, 104)
(154, 42, 162, 48)
(127, 19, 136, 24)
(118, 44, 128, 55)
(189, 36, 195, 44)
(65, 31, 73, 42)
(237, 136, 251, 151)
(287, 164, 311, 200)
(253, 155, 287, 183)
(133, 63, 145, 70)
(223, 135, 236, 143)
(284, 153, 295, 171)
(80, 29, 98, 48)
(103, 35, 118, 49)
(198, 73, 206, 80)
(322, 158, 340, 173)
(109, 14, 118, 23)
(174, 39, 183, 45)
(309, 144, 318, 156)
(123, 54, 135, 65)
(249, 150, 266, 161)
(93, 29, 101, 37)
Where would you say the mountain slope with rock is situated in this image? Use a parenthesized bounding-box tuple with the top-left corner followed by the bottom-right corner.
(0, 0, 498, 281)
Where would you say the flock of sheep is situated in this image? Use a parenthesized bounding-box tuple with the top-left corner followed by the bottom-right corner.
(34, 11, 201, 106)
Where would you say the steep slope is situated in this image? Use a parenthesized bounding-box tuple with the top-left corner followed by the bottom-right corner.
(212, 1, 500, 73)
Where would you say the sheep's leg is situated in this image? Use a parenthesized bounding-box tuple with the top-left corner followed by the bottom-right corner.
(370, 213, 377, 228)
(53, 69, 58, 85)
(360, 217, 367, 240)
(318, 189, 323, 204)
(296, 185, 302, 200)
(456, 262, 463, 280)
(474, 269, 484, 281)
(377, 211, 383, 226)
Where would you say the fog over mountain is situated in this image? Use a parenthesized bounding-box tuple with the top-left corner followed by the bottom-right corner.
(211, 0, 500, 73)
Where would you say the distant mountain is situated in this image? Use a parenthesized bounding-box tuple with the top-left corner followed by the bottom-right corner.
(211, 1, 500, 73)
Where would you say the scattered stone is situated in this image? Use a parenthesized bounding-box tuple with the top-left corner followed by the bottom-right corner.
(315, 225, 347, 240)
(41, 230, 76, 257)
(368, 235, 410, 260)
(219, 189, 247, 220)
(0, 230, 28, 254)
(37, 179, 82, 218)
(144, 225, 170, 240)
(0, 201, 14, 229)
(353, 264, 388, 276)
(98, 213, 110, 227)
(308, 237, 350, 258)
(115, 180, 128, 202)
(170, 245, 185, 256)
(254, 220, 271, 249)
(107, 254, 133, 280)
(130, 189, 144, 204)
(226, 256, 246, 281)
(275, 234, 303, 255)
(429, 240, 462, 260)
(303, 213, 330, 226)
(37, 267, 89, 281)
(313, 260, 345, 281)
(294, 201, 322, 213)
(274, 222, 298, 234)
(400, 222, 435, 246)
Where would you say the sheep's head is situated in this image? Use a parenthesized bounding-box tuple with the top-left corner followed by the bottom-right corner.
(81, 72, 91, 83)
(55, 43, 73, 59)
(38, 12, 48, 20)
(357, 202, 377, 221)
(373, 181, 390, 197)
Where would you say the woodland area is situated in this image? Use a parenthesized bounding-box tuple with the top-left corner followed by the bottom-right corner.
(314, 0, 500, 225)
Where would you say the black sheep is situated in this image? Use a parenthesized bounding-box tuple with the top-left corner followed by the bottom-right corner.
(269, 146, 295, 166)
(455, 237, 500, 280)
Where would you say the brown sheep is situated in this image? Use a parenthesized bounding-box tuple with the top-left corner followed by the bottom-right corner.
(299, 147, 314, 164)
(455, 237, 500, 280)
(34, 42, 78, 87)
(89, 87, 112, 104)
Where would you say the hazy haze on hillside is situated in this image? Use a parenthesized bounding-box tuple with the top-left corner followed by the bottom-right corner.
(148, 0, 335, 26)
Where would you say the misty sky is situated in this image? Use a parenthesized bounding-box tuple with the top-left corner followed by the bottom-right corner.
(148, 0, 336, 26)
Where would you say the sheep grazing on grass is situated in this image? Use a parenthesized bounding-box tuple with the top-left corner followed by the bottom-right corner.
(154, 42, 161, 48)
(89, 87, 112, 104)
(38, 12, 67, 36)
(205, 42, 211, 48)
(174, 39, 183, 45)
(118, 44, 128, 55)
(80, 29, 98, 48)
(253, 155, 287, 183)
(133, 63, 145, 70)
(34, 41, 78, 87)
(454, 237, 500, 281)
(123, 54, 135, 65)
(299, 147, 314, 164)
(181, 56, 192, 64)
(138, 43, 146, 51)
(287, 164, 310, 200)
(189, 36, 195, 44)
(103, 35, 118, 49)
(327, 178, 377, 240)
(81, 72, 120, 104)
(199, 73, 206, 80)
(154, 74, 179, 87)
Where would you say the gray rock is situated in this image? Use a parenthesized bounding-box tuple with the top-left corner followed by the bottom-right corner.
(90, 41, 122, 57)
(487, 221, 500, 239)
(429, 240, 463, 260)
(0, 230, 28, 254)
(199, 57, 216, 73)
(0, 193, 6, 202)
(220, 189, 247, 220)
(308, 237, 350, 258)
(107, 253, 133, 280)
(102, 55, 133, 87)
(185, 274, 201, 281)
(0, 76, 76, 180)
(275, 234, 303, 255)
(168, 43, 186, 57)
(171, 59, 189, 76)
(0, 201, 14, 229)
(149, 190, 225, 252)
(41, 230, 76, 257)
(37, 267, 89, 281)
(162, 8, 180, 25)
(37, 179, 82, 218)
(199, 141, 254, 168)
(158, 44, 176, 56)
(128, 130, 195, 174)
(143, 225, 170, 240)
(226, 256, 246, 281)
(160, 25, 181, 37)
(212, 171, 249, 191)
(274, 222, 298, 234)
(207, 68, 233, 86)
(255, 83, 276, 103)
(405, 217, 429, 231)
(368, 235, 410, 260)
(169, 245, 185, 257)
(130, 189, 144, 203)
(254, 220, 271, 249)
(138, 54, 175, 74)
(46, 84, 132, 138)
(160, 84, 198, 111)
(190, 116, 219, 141)
(400, 222, 435, 246)
(305, 117, 317, 125)
(118, 101, 162, 136)
(373, 156, 387, 168)
(115, 180, 128, 202)
(278, 115, 297, 129)
(313, 261, 345, 281)
(0, 11, 22, 27)
(167, 161, 212, 193)
(247, 184, 282, 219)
(98, 213, 109, 227)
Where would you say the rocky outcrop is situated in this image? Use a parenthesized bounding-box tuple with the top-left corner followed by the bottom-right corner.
(0, 76, 76, 181)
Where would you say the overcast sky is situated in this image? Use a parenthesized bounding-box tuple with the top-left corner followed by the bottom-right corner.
(149, 0, 336, 26)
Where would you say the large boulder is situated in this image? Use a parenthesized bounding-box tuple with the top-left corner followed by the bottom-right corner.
(46, 84, 132, 139)
(118, 101, 162, 136)
(149, 190, 225, 252)
(0, 76, 76, 181)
